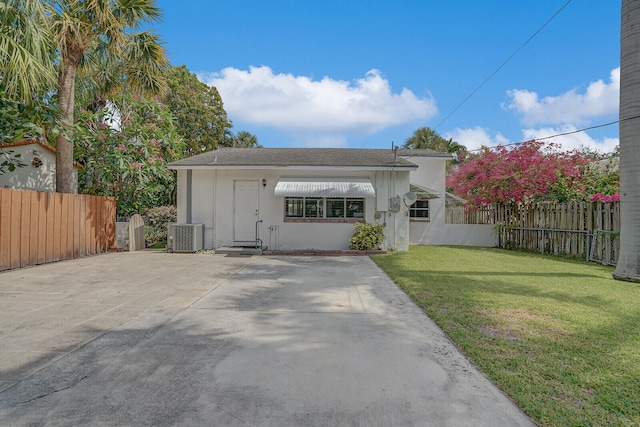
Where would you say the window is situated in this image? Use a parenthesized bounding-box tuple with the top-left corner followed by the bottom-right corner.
(346, 199, 364, 218)
(285, 197, 365, 220)
(409, 200, 429, 220)
(286, 197, 304, 217)
(305, 197, 323, 217)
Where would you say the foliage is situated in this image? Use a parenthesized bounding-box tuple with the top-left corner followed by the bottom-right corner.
(403, 126, 466, 157)
(75, 94, 184, 216)
(144, 205, 176, 245)
(349, 222, 384, 250)
(373, 246, 639, 426)
(0, 95, 65, 142)
(230, 130, 262, 148)
(582, 157, 619, 200)
(447, 140, 590, 205)
(0, 94, 66, 175)
(49, 0, 169, 193)
(163, 65, 232, 156)
(0, 0, 56, 104)
(0, 149, 25, 175)
(590, 193, 620, 202)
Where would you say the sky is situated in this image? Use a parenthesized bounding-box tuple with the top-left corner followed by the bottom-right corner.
(154, 0, 621, 153)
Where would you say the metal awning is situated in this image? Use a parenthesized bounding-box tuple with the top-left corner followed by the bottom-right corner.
(274, 177, 376, 198)
(410, 183, 441, 200)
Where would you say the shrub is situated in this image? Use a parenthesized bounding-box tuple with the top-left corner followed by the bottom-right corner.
(349, 222, 384, 250)
(145, 205, 177, 245)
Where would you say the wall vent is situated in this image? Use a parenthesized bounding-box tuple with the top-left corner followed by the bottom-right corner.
(167, 223, 204, 252)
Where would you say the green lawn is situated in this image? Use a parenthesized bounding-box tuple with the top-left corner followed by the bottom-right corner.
(372, 246, 640, 427)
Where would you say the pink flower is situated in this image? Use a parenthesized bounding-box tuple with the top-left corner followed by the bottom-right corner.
(590, 193, 620, 202)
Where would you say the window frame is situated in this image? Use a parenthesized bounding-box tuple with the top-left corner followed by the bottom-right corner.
(409, 199, 430, 221)
(284, 196, 365, 223)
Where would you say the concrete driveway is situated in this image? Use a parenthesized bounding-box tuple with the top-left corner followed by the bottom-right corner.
(0, 252, 534, 426)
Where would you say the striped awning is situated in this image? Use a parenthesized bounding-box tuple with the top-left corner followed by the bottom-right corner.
(410, 183, 441, 200)
(274, 177, 376, 198)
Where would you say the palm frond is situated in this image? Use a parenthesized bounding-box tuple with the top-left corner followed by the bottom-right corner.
(0, 0, 56, 102)
(123, 31, 169, 96)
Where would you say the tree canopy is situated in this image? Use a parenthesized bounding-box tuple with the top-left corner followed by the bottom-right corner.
(163, 65, 232, 156)
(403, 126, 465, 156)
(0, 0, 56, 104)
(76, 93, 184, 215)
(230, 130, 262, 148)
(446, 141, 619, 206)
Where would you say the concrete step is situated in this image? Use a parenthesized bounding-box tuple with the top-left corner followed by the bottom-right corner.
(214, 246, 264, 256)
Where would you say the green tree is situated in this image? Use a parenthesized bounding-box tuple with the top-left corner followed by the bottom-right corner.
(232, 131, 262, 148)
(76, 94, 184, 216)
(614, 0, 640, 282)
(49, 0, 169, 194)
(164, 65, 232, 156)
(0, 0, 56, 104)
(403, 126, 466, 156)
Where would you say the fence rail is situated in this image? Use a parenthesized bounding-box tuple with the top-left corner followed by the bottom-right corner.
(446, 201, 620, 265)
(0, 188, 116, 271)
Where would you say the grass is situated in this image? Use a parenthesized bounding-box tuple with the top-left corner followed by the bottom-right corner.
(372, 246, 640, 427)
(148, 241, 166, 249)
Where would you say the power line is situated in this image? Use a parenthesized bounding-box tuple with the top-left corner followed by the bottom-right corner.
(467, 115, 640, 152)
(433, 0, 574, 132)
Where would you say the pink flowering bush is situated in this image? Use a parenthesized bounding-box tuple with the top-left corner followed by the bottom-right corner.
(76, 94, 185, 216)
(447, 141, 589, 206)
(590, 193, 620, 202)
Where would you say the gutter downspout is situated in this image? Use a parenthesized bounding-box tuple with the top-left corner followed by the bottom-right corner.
(186, 170, 193, 224)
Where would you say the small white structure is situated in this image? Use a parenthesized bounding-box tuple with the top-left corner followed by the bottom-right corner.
(169, 147, 494, 251)
(0, 138, 81, 193)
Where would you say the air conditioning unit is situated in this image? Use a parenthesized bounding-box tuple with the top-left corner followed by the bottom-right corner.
(167, 223, 204, 252)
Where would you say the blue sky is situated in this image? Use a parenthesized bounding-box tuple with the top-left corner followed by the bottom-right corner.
(154, 0, 621, 153)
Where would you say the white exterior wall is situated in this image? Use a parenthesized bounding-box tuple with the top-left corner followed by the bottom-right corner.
(176, 167, 412, 250)
(0, 144, 78, 193)
(406, 156, 496, 247)
(412, 223, 497, 247)
(405, 156, 447, 245)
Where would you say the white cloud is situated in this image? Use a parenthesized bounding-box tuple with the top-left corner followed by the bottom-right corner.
(445, 127, 510, 151)
(504, 67, 619, 126)
(199, 66, 437, 135)
(521, 126, 619, 153)
(446, 126, 618, 154)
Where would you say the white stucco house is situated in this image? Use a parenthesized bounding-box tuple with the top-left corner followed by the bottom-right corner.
(168, 147, 494, 252)
(0, 138, 81, 193)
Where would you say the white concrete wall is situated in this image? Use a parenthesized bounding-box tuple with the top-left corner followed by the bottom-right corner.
(0, 144, 78, 193)
(176, 167, 412, 250)
(409, 223, 497, 247)
(405, 156, 496, 247)
(404, 156, 447, 244)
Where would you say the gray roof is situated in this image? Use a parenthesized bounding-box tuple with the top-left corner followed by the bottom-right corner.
(397, 148, 453, 158)
(169, 147, 448, 169)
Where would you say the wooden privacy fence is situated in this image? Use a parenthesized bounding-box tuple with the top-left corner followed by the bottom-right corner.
(0, 188, 116, 271)
(446, 202, 620, 265)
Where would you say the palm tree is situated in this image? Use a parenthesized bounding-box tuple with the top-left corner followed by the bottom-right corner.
(233, 131, 262, 148)
(0, 0, 56, 103)
(403, 126, 466, 156)
(614, 0, 640, 282)
(49, 0, 169, 193)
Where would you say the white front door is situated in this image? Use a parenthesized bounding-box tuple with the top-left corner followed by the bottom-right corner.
(234, 180, 259, 242)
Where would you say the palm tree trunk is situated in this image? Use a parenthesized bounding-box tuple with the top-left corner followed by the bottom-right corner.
(56, 60, 77, 194)
(614, 0, 640, 282)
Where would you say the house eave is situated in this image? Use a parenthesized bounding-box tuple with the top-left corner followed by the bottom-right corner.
(169, 164, 418, 171)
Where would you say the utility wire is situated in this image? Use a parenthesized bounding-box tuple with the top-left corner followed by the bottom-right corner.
(467, 115, 640, 152)
(433, 0, 574, 132)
